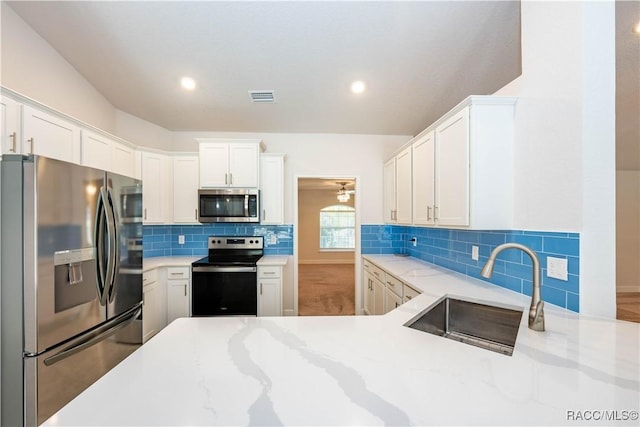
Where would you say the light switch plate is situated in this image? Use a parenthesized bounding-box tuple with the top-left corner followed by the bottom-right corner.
(547, 256, 568, 281)
(471, 245, 479, 261)
(178, 235, 185, 245)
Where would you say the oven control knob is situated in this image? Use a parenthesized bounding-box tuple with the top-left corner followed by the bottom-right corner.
(250, 240, 254, 244)
(217, 240, 222, 244)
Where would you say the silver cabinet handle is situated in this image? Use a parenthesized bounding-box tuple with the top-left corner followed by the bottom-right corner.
(263, 209, 266, 220)
(225, 173, 228, 185)
(260, 282, 263, 295)
(427, 206, 431, 221)
(229, 173, 233, 185)
(144, 208, 147, 220)
(184, 284, 187, 297)
(195, 208, 198, 220)
(395, 302, 399, 308)
(9, 132, 16, 152)
(434, 205, 439, 220)
(406, 295, 413, 300)
(263, 271, 275, 275)
(27, 137, 34, 154)
(387, 281, 395, 287)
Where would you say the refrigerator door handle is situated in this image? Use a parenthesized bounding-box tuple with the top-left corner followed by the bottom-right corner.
(101, 187, 117, 305)
(105, 187, 120, 303)
(43, 303, 142, 367)
(95, 186, 109, 305)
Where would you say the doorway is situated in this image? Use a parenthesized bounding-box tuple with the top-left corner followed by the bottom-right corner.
(295, 177, 360, 316)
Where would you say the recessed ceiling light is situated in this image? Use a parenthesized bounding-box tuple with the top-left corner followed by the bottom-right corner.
(634, 20, 640, 34)
(350, 80, 366, 94)
(180, 76, 196, 91)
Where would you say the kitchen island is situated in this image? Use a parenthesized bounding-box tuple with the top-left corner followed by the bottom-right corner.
(44, 256, 639, 426)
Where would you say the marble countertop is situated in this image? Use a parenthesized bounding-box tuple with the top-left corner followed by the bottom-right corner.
(143, 255, 288, 271)
(45, 255, 639, 426)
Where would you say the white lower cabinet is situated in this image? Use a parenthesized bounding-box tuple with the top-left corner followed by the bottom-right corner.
(257, 266, 282, 316)
(362, 258, 422, 315)
(166, 266, 190, 323)
(142, 269, 161, 343)
(384, 287, 403, 313)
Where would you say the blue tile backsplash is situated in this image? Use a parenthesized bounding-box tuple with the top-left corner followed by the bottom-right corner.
(145, 223, 580, 313)
(143, 224, 293, 258)
(361, 225, 580, 312)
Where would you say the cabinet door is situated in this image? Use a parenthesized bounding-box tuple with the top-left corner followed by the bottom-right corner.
(363, 270, 374, 315)
(384, 287, 403, 314)
(167, 279, 190, 324)
(1, 96, 20, 154)
(141, 151, 166, 223)
(372, 278, 385, 315)
(173, 155, 200, 223)
(112, 142, 135, 178)
(260, 154, 284, 224)
(81, 130, 112, 171)
(395, 146, 412, 225)
(412, 131, 435, 225)
(23, 105, 80, 163)
(383, 157, 396, 223)
(258, 278, 281, 316)
(229, 143, 259, 187)
(199, 143, 229, 187)
(435, 107, 470, 227)
(142, 280, 158, 343)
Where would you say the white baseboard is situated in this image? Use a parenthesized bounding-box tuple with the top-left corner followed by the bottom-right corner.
(298, 260, 355, 265)
(617, 285, 640, 293)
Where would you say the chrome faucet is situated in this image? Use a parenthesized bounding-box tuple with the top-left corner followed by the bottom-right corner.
(480, 243, 545, 332)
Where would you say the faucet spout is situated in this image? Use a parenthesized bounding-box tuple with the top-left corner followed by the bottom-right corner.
(480, 243, 545, 332)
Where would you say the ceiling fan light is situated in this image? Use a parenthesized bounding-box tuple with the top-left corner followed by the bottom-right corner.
(337, 192, 350, 202)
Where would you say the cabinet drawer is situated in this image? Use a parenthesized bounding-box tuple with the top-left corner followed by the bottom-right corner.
(143, 269, 158, 286)
(385, 274, 404, 297)
(167, 266, 190, 280)
(403, 284, 420, 302)
(258, 266, 281, 278)
(368, 264, 385, 283)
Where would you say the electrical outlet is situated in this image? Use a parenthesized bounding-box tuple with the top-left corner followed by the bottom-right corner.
(547, 256, 568, 281)
(471, 245, 479, 261)
(178, 235, 185, 245)
(412, 237, 417, 247)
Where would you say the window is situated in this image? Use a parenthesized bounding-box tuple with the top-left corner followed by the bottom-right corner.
(319, 205, 355, 250)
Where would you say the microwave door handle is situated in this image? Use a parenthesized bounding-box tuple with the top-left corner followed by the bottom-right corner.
(94, 187, 108, 304)
(244, 194, 249, 217)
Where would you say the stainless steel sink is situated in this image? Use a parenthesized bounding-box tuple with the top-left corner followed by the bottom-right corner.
(405, 296, 523, 356)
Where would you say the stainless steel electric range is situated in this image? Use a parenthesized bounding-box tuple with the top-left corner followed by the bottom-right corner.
(191, 236, 263, 316)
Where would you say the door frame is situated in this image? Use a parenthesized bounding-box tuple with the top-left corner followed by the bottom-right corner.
(293, 174, 362, 316)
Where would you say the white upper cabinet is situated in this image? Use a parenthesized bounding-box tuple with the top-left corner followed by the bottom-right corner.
(260, 153, 285, 225)
(198, 139, 263, 188)
(141, 150, 172, 224)
(395, 146, 412, 225)
(385, 96, 516, 230)
(412, 131, 435, 225)
(1, 96, 21, 155)
(383, 157, 396, 223)
(172, 155, 199, 223)
(434, 108, 470, 227)
(22, 105, 81, 164)
(383, 146, 412, 224)
(81, 129, 135, 177)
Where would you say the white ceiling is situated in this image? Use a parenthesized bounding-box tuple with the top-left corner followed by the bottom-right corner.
(7, 0, 522, 136)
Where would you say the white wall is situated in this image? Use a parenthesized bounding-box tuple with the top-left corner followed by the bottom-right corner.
(173, 131, 409, 224)
(115, 110, 174, 151)
(495, 1, 617, 317)
(0, 3, 117, 133)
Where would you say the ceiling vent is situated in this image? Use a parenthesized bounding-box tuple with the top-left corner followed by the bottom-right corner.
(248, 90, 276, 103)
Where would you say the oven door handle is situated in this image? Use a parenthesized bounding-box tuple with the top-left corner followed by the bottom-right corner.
(192, 266, 257, 273)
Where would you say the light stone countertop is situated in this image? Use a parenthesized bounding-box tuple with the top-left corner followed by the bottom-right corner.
(44, 255, 640, 426)
(143, 255, 288, 271)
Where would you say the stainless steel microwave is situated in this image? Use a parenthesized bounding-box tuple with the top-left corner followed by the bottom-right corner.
(198, 188, 260, 223)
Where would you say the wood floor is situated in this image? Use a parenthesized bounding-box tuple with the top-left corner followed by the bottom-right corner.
(617, 292, 640, 323)
(298, 264, 355, 316)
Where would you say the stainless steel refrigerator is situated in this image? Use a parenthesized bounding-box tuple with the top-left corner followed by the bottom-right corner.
(1, 154, 143, 426)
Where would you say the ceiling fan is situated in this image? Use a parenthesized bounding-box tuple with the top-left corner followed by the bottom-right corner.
(336, 182, 355, 202)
